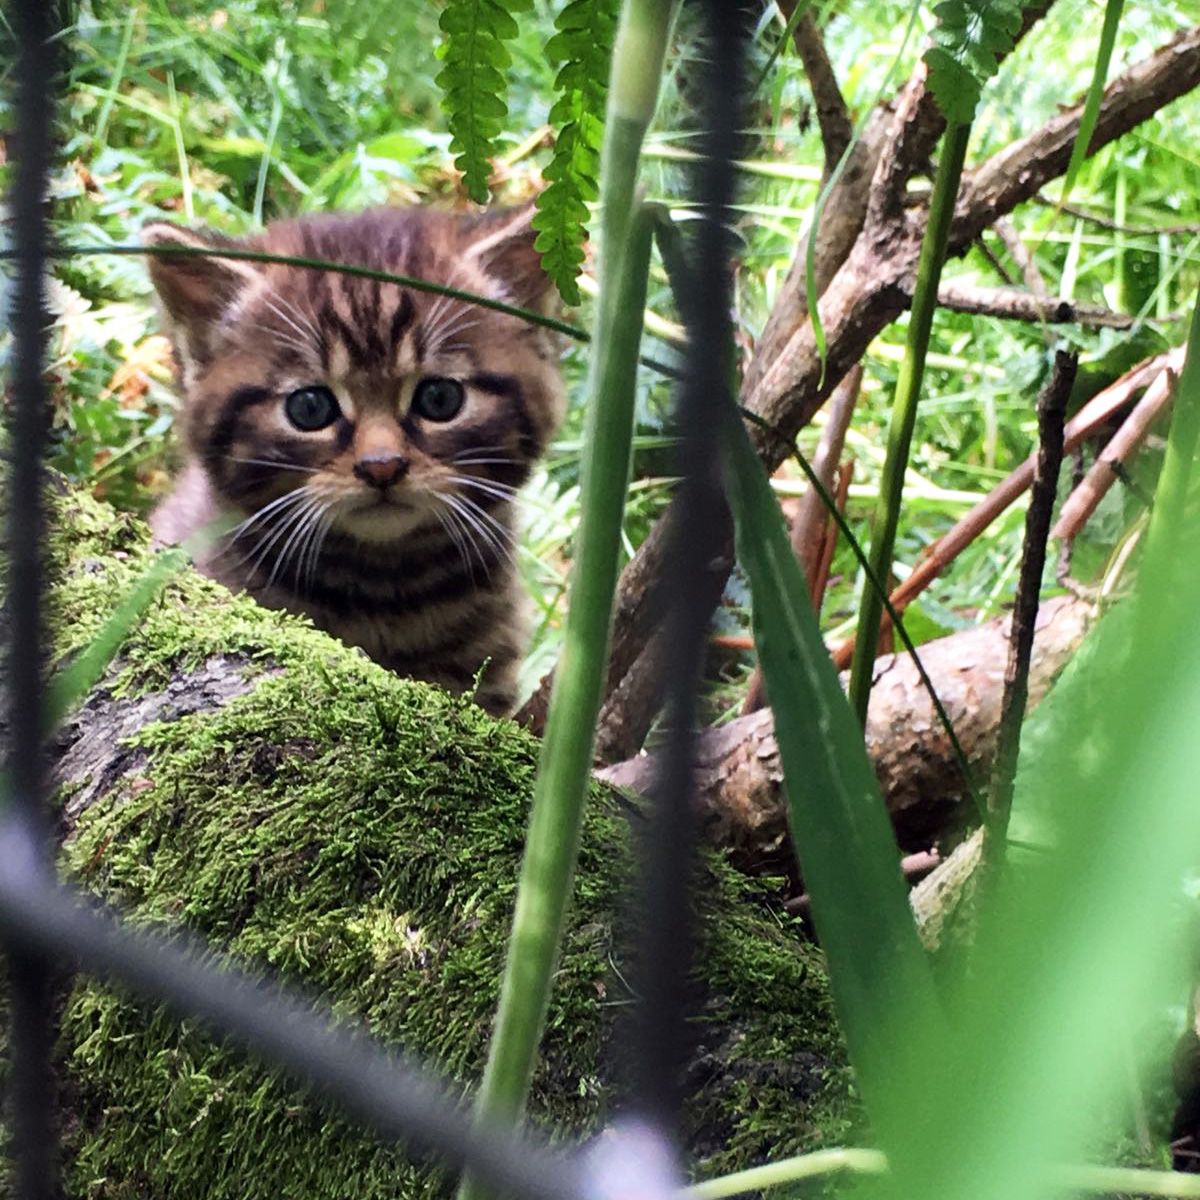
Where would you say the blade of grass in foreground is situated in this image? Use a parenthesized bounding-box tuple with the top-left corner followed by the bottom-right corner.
(46, 546, 187, 728)
(458, 3, 674, 1194)
(880, 296, 1200, 1200)
(718, 400, 944, 1166)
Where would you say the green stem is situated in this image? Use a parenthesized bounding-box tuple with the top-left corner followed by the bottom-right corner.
(1058, 0, 1126, 208)
(686, 1148, 1200, 1200)
(457, 5, 674, 1196)
(847, 118, 972, 726)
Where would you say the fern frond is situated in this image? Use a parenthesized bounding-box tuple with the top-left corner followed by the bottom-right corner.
(437, 0, 533, 203)
(533, 0, 618, 305)
(924, 0, 1023, 125)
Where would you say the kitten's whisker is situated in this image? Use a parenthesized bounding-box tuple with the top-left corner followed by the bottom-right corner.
(430, 503, 475, 582)
(230, 456, 320, 475)
(245, 322, 312, 357)
(304, 504, 338, 594)
(286, 498, 334, 595)
(222, 487, 313, 549)
(436, 495, 493, 580)
(446, 473, 520, 497)
(450, 457, 518, 468)
(440, 492, 513, 571)
(428, 315, 481, 356)
(238, 493, 323, 579)
(263, 495, 328, 590)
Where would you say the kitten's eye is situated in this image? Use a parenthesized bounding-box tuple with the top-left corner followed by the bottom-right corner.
(412, 377, 465, 422)
(284, 386, 340, 431)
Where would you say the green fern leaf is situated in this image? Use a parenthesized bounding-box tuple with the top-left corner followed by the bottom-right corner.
(924, 0, 1023, 125)
(437, 0, 533, 203)
(532, 0, 618, 306)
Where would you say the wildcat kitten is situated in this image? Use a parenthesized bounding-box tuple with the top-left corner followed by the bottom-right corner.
(143, 206, 563, 716)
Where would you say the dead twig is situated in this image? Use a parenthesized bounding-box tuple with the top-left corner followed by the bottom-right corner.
(986, 349, 1075, 867)
(829, 350, 1181, 671)
(936, 281, 1134, 329)
(1052, 365, 1179, 541)
(742, 365, 861, 715)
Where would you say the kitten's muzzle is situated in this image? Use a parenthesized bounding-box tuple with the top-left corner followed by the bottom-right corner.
(353, 454, 409, 490)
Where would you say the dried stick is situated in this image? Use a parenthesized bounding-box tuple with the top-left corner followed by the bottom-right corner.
(986, 349, 1075, 863)
(829, 351, 1180, 671)
(742, 365, 861, 715)
(936, 282, 1133, 329)
(1051, 364, 1178, 540)
(994, 215, 1050, 299)
(812, 460, 853, 611)
(780, 4, 853, 169)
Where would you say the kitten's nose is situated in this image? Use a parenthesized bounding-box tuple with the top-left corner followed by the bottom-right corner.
(354, 454, 409, 489)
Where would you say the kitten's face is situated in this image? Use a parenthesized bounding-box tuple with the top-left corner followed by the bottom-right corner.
(144, 208, 563, 546)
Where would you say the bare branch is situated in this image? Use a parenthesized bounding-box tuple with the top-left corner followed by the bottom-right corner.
(936, 281, 1136, 328)
(780, 4, 853, 169)
(1051, 364, 1178, 541)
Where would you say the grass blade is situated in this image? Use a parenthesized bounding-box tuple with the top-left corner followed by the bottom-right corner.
(46, 547, 187, 728)
(719, 400, 944, 1163)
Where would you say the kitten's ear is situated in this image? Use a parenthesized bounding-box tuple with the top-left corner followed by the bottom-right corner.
(141, 222, 261, 369)
(465, 204, 558, 314)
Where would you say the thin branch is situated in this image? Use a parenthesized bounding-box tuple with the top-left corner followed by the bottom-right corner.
(780, 4, 853, 170)
(986, 350, 1075, 866)
(1052, 365, 1178, 541)
(829, 351, 1181, 671)
(993, 215, 1050, 298)
(742, 365, 861, 715)
(936, 281, 1135, 328)
(1035, 193, 1200, 237)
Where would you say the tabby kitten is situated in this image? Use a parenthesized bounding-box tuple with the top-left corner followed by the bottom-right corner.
(144, 207, 563, 715)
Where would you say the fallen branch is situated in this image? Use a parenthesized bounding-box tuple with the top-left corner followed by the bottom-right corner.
(599, 596, 1093, 871)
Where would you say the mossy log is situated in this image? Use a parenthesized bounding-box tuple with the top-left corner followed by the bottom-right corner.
(3, 487, 853, 1199)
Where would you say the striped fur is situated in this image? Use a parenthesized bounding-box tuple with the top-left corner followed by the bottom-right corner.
(144, 207, 563, 715)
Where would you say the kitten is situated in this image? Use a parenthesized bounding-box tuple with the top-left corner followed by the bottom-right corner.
(143, 206, 563, 716)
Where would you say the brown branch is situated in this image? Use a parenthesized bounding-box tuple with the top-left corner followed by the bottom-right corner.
(528, 20, 1200, 749)
(936, 281, 1134, 328)
(828, 351, 1180, 671)
(780, 4, 853, 169)
(993, 215, 1049, 299)
(986, 350, 1074, 865)
(957, 26, 1200, 245)
(742, 365, 861, 716)
(599, 596, 1093, 869)
(1051, 363, 1178, 540)
(812, 459, 852, 613)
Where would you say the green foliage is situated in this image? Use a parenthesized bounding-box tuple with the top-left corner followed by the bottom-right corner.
(532, 0, 620, 306)
(436, 0, 533, 203)
(719, 399, 942, 1166)
(924, 0, 1024, 124)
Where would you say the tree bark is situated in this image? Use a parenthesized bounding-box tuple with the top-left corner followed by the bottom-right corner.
(599, 596, 1091, 874)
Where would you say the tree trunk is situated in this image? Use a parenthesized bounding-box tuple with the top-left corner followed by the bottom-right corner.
(12, 487, 853, 1199)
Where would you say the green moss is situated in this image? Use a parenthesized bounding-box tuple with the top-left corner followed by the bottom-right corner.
(30, 490, 852, 1198)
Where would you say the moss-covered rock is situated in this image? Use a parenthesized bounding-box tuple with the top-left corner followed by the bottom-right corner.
(9, 489, 854, 1197)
